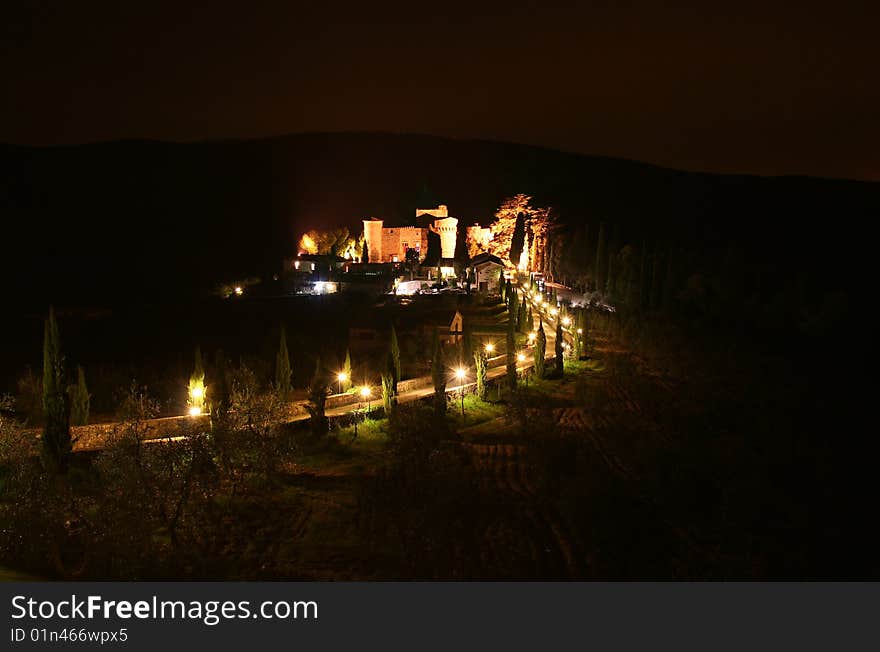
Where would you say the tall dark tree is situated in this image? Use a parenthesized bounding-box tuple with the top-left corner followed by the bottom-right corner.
(68, 365, 90, 426)
(555, 319, 564, 375)
(42, 307, 70, 473)
(474, 349, 488, 401)
(431, 328, 447, 416)
(361, 239, 369, 263)
(275, 326, 292, 397)
(534, 320, 547, 379)
(389, 324, 401, 389)
(381, 370, 394, 415)
(306, 356, 328, 437)
(517, 297, 527, 333)
(341, 348, 352, 392)
(510, 212, 527, 266)
(506, 310, 517, 392)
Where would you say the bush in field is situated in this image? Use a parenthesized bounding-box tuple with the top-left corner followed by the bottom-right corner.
(15, 367, 42, 425)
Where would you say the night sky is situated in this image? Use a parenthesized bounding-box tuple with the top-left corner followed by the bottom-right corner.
(3, 0, 877, 181)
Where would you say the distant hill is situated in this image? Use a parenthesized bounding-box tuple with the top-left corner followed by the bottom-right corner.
(2, 132, 877, 307)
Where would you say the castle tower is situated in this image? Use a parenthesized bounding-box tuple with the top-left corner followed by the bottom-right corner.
(433, 217, 459, 259)
(362, 218, 383, 262)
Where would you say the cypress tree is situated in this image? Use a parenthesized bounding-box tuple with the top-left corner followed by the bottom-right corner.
(389, 324, 401, 390)
(42, 307, 70, 474)
(187, 346, 207, 414)
(555, 319, 564, 375)
(534, 320, 547, 379)
(69, 365, 90, 427)
(381, 370, 394, 414)
(341, 348, 352, 392)
(474, 348, 488, 401)
(506, 310, 517, 392)
(361, 239, 369, 263)
(574, 310, 584, 360)
(275, 326, 292, 397)
(517, 298, 527, 333)
(527, 305, 533, 331)
(510, 212, 527, 266)
(306, 356, 328, 437)
(431, 328, 446, 416)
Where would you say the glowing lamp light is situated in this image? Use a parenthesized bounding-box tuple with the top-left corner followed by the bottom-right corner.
(188, 406, 202, 417)
(360, 386, 371, 399)
(337, 372, 348, 383)
(455, 368, 466, 381)
(190, 386, 204, 400)
(577, 328, 583, 334)
(550, 308, 558, 317)
(234, 286, 243, 296)
(528, 333, 536, 343)
(562, 316, 571, 326)
(517, 352, 526, 362)
(484, 343, 495, 354)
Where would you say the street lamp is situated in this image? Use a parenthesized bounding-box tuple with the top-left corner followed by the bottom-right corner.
(360, 385, 372, 413)
(454, 367, 466, 418)
(484, 342, 495, 355)
(562, 316, 571, 327)
(337, 371, 348, 395)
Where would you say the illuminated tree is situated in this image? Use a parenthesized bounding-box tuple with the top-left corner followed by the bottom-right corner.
(474, 348, 488, 401)
(510, 212, 526, 266)
(555, 320, 564, 375)
(534, 321, 546, 379)
(188, 346, 207, 414)
(341, 349, 352, 392)
(487, 194, 552, 270)
(299, 228, 358, 258)
(41, 307, 70, 473)
(69, 365, 90, 426)
(275, 326, 292, 398)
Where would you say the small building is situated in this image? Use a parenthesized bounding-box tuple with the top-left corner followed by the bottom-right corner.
(469, 253, 504, 293)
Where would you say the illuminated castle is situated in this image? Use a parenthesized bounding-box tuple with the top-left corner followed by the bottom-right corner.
(362, 204, 460, 263)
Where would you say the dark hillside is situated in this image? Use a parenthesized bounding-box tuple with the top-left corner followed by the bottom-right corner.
(2, 132, 876, 308)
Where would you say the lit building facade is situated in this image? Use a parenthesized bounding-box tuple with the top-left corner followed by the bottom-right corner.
(362, 205, 461, 263)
